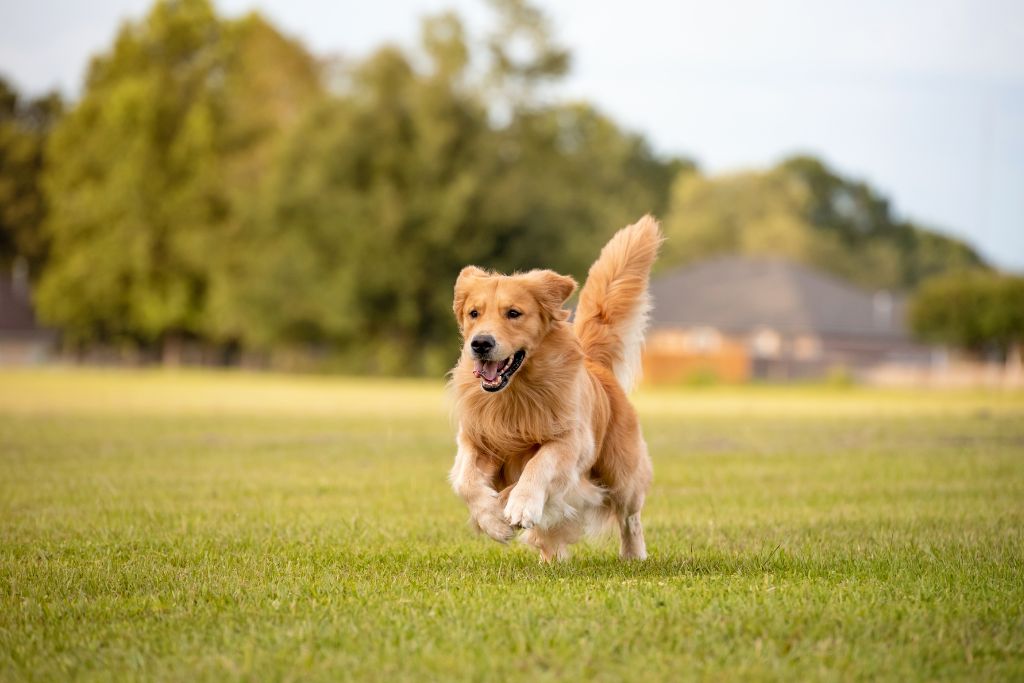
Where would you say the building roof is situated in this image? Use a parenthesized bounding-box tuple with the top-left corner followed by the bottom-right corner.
(649, 257, 908, 339)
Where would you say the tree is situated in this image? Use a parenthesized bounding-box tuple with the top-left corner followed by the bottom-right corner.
(661, 167, 821, 269)
(33, 0, 682, 370)
(780, 156, 986, 287)
(484, 0, 570, 113)
(214, 6, 685, 374)
(36, 0, 320, 352)
(224, 20, 496, 372)
(661, 157, 987, 290)
(478, 103, 680, 280)
(203, 12, 323, 347)
(910, 272, 1024, 367)
(0, 77, 62, 275)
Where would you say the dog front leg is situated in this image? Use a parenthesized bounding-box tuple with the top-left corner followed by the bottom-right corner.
(503, 438, 576, 530)
(450, 433, 514, 543)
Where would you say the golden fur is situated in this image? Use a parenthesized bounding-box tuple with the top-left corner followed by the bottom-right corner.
(449, 215, 662, 561)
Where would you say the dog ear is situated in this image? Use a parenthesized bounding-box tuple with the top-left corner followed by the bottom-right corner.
(453, 266, 488, 321)
(526, 269, 578, 322)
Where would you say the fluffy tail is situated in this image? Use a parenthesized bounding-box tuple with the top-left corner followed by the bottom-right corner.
(573, 215, 663, 392)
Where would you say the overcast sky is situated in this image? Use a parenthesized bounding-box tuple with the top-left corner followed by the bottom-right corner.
(2, 0, 1022, 271)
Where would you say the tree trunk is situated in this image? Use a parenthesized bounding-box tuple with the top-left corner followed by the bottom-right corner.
(1007, 342, 1023, 389)
(162, 334, 184, 367)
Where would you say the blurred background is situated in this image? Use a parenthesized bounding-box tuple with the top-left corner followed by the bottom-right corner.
(0, 0, 1021, 385)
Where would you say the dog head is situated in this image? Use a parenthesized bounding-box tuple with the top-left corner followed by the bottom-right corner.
(453, 266, 577, 392)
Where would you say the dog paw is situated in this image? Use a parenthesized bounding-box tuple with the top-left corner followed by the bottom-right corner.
(504, 486, 545, 529)
(474, 509, 515, 543)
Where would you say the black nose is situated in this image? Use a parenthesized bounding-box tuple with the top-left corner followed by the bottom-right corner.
(471, 335, 495, 356)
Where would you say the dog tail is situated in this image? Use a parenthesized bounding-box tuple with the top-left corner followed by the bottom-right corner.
(573, 215, 663, 392)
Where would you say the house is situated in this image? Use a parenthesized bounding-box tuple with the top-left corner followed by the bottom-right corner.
(644, 257, 933, 383)
(0, 262, 56, 365)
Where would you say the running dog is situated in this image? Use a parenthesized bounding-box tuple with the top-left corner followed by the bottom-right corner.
(449, 216, 662, 561)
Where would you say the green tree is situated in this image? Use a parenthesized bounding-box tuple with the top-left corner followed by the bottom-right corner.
(36, 0, 320, 353)
(221, 7, 684, 373)
(32, 0, 686, 370)
(203, 12, 322, 347)
(780, 156, 986, 287)
(226, 18, 494, 372)
(484, 0, 570, 112)
(0, 77, 62, 275)
(662, 157, 987, 290)
(474, 0, 685, 281)
(479, 103, 680, 279)
(661, 167, 820, 268)
(910, 272, 1024, 366)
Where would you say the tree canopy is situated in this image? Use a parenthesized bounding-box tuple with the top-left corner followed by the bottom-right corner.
(0, 77, 62, 275)
(35, 0, 320, 348)
(661, 156, 986, 291)
(0, 0, 1003, 372)
(209, 4, 681, 372)
(909, 272, 1024, 360)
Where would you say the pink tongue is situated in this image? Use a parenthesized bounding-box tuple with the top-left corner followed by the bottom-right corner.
(474, 359, 502, 382)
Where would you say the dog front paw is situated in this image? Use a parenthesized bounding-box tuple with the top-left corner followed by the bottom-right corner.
(504, 486, 545, 529)
(473, 508, 515, 543)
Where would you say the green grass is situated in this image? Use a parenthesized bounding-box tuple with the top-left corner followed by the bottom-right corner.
(1, 369, 1022, 681)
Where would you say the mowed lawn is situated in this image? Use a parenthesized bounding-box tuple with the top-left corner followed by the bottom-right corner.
(1, 370, 1022, 681)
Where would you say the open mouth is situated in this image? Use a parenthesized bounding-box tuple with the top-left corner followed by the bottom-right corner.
(472, 349, 526, 392)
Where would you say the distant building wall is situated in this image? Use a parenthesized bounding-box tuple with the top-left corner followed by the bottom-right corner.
(642, 325, 938, 384)
(643, 329, 750, 383)
(0, 264, 56, 366)
(645, 257, 944, 384)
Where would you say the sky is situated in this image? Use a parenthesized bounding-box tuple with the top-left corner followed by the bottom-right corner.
(1, 0, 1022, 271)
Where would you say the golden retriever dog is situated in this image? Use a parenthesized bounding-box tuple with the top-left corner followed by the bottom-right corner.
(449, 216, 662, 561)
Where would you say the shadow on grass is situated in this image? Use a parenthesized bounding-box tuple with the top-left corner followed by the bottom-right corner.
(358, 542, 799, 583)
(363, 531, 1008, 584)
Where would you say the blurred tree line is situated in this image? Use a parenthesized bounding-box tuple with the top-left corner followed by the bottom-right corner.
(0, 80, 62, 274)
(911, 272, 1024, 366)
(661, 157, 986, 289)
(0, 0, 1001, 373)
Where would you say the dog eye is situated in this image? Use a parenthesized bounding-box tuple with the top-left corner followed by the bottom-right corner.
(507, 309, 522, 319)
(469, 310, 479, 319)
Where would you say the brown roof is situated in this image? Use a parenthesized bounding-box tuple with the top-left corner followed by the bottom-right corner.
(650, 257, 909, 339)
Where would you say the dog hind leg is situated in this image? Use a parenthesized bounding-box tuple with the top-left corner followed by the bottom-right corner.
(616, 500, 647, 560)
(608, 442, 651, 561)
(522, 523, 579, 563)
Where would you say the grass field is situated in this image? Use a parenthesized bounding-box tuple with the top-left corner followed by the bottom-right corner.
(1, 369, 1023, 681)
